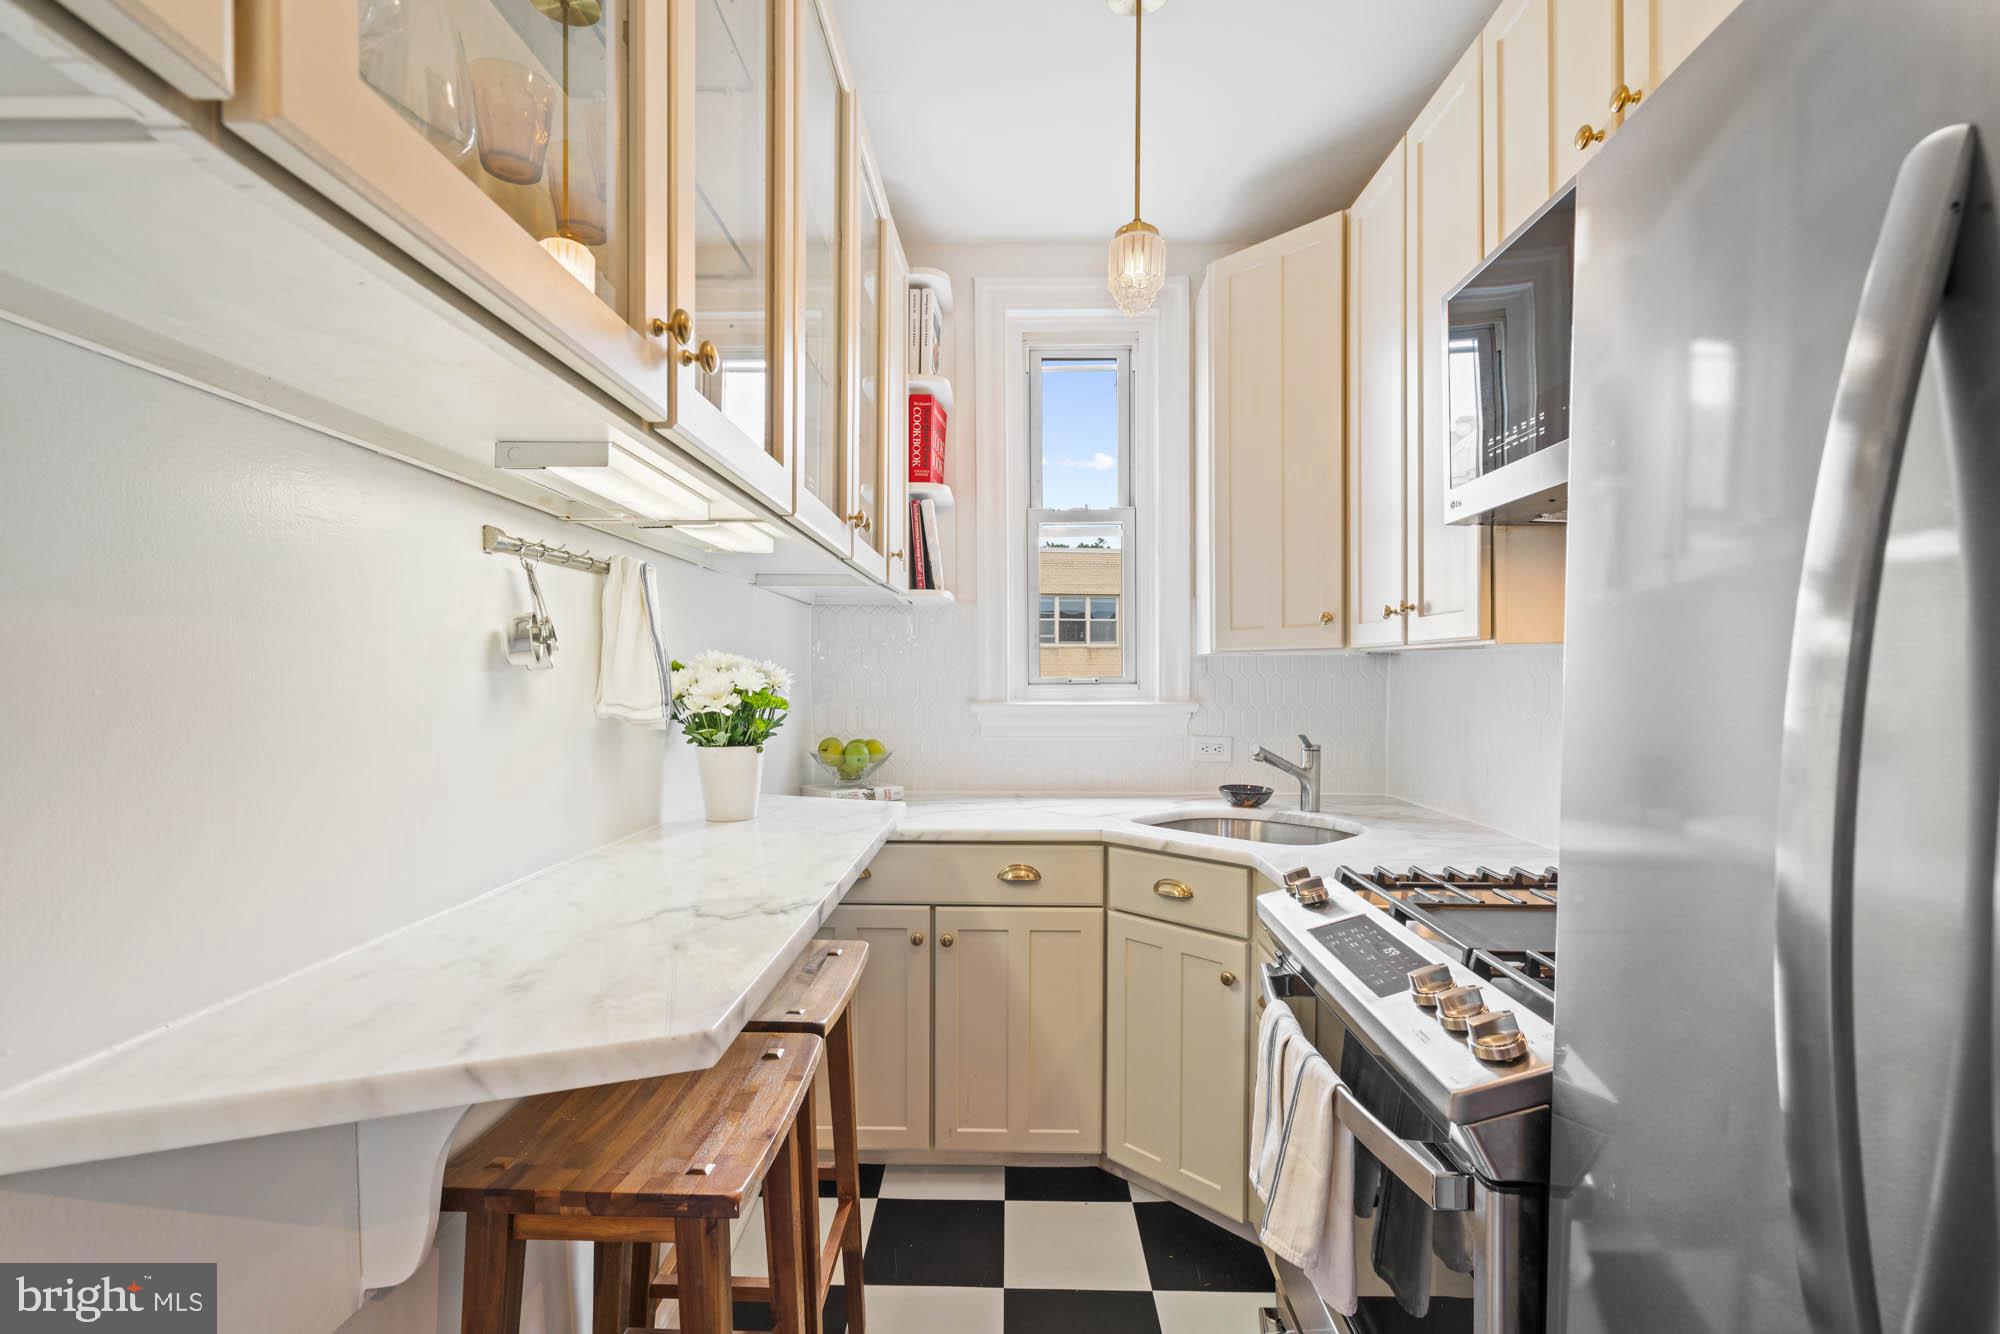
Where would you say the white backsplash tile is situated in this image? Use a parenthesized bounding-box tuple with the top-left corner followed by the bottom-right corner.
(1384, 644, 1564, 846)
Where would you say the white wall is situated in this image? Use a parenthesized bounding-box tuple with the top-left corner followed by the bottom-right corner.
(1385, 645, 1564, 847)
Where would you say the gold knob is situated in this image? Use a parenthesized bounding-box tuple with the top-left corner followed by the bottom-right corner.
(650, 309, 693, 344)
(847, 511, 874, 532)
(1398, 600, 1417, 616)
(1574, 123, 1607, 151)
(681, 339, 720, 374)
(1220, 970, 1238, 987)
(1319, 610, 1335, 626)
(940, 932, 955, 948)
(1153, 878, 1194, 901)
(888, 549, 904, 561)
(857, 867, 872, 880)
(1610, 81, 1643, 113)
(910, 931, 924, 946)
(997, 863, 1042, 883)
(1383, 603, 1398, 621)
(1256, 994, 1268, 1011)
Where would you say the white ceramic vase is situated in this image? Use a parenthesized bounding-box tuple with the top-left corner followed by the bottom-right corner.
(696, 745, 765, 822)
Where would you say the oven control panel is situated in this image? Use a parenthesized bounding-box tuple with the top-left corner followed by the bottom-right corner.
(1308, 914, 1429, 998)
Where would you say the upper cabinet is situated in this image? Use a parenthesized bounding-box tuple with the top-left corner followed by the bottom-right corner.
(228, 0, 672, 421)
(1199, 213, 1347, 652)
(1346, 143, 1408, 652)
(790, 0, 849, 554)
(848, 135, 907, 585)
(1621, 0, 1741, 100)
(56, 0, 231, 97)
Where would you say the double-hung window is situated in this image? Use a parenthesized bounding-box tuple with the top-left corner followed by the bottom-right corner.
(1027, 347, 1136, 687)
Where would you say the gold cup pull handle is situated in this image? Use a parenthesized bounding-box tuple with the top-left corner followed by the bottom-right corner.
(1153, 878, 1195, 901)
(940, 932, 955, 948)
(1575, 123, 1608, 151)
(998, 864, 1042, 884)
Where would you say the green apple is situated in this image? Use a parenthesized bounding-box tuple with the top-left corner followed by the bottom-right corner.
(842, 739, 871, 768)
(863, 738, 886, 758)
(816, 736, 845, 764)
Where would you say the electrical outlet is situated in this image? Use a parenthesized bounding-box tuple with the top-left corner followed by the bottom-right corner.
(1190, 737, 1231, 763)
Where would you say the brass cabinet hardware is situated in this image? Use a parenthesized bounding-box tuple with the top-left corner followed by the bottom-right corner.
(649, 309, 720, 372)
(650, 309, 693, 344)
(857, 867, 872, 880)
(1383, 600, 1417, 619)
(910, 931, 924, 946)
(1574, 123, 1607, 151)
(940, 932, 955, 948)
(1256, 994, 1268, 1011)
(888, 549, 904, 561)
(1319, 610, 1336, 626)
(1220, 970, 1238, 987)
(997, 863, 1042, 883)
(1610, 81, 1643, 113)
(683, 340, 720, 374)
(1153, 878, 1195, 900)
(847, 511, 874, 532)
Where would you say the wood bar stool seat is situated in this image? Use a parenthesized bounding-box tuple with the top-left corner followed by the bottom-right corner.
(652, 940, 869, 1334)
(441, 1030, 823, 1334)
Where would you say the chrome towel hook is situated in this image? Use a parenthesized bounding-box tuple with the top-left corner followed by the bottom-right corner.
(504, 557, 559, 671)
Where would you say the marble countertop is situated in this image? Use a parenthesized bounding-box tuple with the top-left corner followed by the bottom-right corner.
(889, 793, 1554, 885)
(0, 796, 899, 1177)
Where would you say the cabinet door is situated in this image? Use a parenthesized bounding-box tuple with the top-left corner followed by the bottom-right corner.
(880, 217, 911, 590)
(934, 907, 1103, 1154)
(1552, 0, 1622, 179)
(843, 126, 890, 580)
(1480, 0, 1551, 255)
(816, 904, 931, 1150)
(1347, 142, 1408, 650)
(59, 0, 231, 98)
(654, 0, 792, 511)
(1404, 41, 1492, 646)
(1621, 0, 1739, 98)
(1206, 213, 1347, 650)
(228, 0, 671, 421)
(1105, 911, 1249, 1221)
(791, 0, 851, 554)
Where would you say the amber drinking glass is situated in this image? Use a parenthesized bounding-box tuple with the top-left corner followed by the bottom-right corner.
(469, 57, 555, 185)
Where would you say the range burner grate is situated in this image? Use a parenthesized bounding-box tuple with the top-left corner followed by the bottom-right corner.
(1335, 864, 1560, 1020)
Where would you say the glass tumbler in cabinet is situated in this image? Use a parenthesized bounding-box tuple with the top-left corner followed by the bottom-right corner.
(647, 0, 793, 513)
(227, 0, 670, 419)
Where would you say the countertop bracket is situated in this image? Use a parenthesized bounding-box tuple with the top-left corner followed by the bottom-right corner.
(357, 1103, 472, 1296)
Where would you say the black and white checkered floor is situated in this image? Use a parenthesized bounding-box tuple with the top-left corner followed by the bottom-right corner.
(681, 1164, 1276, 1334)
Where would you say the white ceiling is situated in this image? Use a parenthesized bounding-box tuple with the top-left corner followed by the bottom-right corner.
(832, 1, 1498, 249)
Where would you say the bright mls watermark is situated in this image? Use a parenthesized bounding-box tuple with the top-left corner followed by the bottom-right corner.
(1, 1266, 214, 1331)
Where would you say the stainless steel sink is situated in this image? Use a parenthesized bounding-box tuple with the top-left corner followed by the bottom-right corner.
(1143, 815, 1355, 846)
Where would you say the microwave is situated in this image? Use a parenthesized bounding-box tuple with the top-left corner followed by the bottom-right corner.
(1442, 189, 1573, 525)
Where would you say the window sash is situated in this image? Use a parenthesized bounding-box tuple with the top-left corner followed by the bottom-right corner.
(1027, 505, 1137, 685)
(1027, 347, 1133, 509)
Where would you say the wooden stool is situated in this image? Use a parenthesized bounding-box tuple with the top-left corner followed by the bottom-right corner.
(650, 940, 870, 1334)
(440, 1030, 823, 1334)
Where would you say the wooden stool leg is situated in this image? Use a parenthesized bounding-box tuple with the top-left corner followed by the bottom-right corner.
(460, 1210, 526, 1334)
(795, 1087, 823, 1334)
(590, 1243, 629, 1334)
(672, 1217, 734, 1334)
(760, 1121, 809, 1334)
(827, 1011, 865, 1334)
(623, 1243, 656, 1329)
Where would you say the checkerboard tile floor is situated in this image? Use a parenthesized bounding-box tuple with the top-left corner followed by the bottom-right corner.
(669, 1164, 1275, 1334)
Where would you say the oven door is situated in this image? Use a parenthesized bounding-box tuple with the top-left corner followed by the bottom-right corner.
(1259, 963, 1537, 1334)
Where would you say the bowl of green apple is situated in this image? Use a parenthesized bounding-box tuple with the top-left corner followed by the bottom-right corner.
(812, 735, 892, 787)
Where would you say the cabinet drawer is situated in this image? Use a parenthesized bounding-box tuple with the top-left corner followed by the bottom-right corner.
(849, 843, 1104, 906)
(1108, 848, 1251, 937)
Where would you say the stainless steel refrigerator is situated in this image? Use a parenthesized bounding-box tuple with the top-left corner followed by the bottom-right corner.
(1554, 1, 2000, 1332)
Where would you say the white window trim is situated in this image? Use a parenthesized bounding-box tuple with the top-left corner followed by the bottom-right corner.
(972, 277, 1193, 738)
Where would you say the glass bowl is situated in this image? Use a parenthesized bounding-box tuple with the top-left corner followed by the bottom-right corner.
(811, 749, 893, 788)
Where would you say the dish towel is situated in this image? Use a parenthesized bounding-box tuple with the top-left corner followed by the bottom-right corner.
(1259, 1049, 1358, 1318)
(595, 556, 671, 728)
(1250, 998, 1302, 1201)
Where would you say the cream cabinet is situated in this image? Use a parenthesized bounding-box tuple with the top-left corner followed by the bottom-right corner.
(58, 0, 230, 97)
(843, 126, 901, 582)
(1622, 0, 1740, 100)
(817, 904, 931, 1150)
(934, 906, 1104, 1154)
(1346, 143, 1409, 651)
(1552, 0, 1624, 179)
(1105, 910, 1250, 1221)
(1199, 213, 1347, 650)
(879, 215, 912, 590)
(1404, 41, 1492, 646)
(789, 0, 851, 553)
(1480, 0, 1553, 253)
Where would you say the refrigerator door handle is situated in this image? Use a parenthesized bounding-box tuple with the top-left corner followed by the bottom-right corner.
(1774, 123, 1976, 1334)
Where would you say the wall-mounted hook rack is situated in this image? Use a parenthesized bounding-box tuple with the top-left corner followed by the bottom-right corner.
(481, 524, 612, 574)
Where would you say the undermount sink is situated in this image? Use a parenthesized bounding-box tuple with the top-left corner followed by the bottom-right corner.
(1141, 815, 1356, 846)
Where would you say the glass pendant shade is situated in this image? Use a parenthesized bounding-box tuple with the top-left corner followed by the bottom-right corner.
(1107, 218, 1165, 316)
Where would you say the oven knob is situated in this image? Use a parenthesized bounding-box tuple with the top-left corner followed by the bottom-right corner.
(1465, 1009, 1530, 1063)
(1293, 876, 1330, 908)
(1408, 962, 1455, 1008)
(1436, 985, 1490, 1032)
(1282, 867, 1315, 895)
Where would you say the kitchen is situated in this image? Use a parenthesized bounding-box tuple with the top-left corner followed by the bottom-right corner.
(0, 1, 1993, 1333)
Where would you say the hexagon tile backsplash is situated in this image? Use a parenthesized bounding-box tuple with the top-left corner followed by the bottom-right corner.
(807, 604, 1388, 793)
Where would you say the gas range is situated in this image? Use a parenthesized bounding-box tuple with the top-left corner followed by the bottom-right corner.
(1339, 864, 1558, 1023)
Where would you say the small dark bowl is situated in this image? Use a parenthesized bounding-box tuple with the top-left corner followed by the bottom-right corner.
(1220, 784, 1274, 809)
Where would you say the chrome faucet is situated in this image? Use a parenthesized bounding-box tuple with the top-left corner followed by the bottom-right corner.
(1253, 734, 1323, 813)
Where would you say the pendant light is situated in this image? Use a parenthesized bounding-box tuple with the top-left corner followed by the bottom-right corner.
(537, 0, 600, 291)
(1106, 0, 1167, 316)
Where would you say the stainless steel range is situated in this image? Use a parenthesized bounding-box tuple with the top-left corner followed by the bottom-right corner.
(1257, 864, 1559, 1334)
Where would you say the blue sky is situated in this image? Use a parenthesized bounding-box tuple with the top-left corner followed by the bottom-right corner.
(1039, 360, 1120, 509)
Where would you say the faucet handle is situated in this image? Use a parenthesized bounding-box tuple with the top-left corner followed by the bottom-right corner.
(1298, 733, 1320, 754)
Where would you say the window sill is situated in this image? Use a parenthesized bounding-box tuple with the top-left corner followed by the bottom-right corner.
(970, 700, 1198, 741)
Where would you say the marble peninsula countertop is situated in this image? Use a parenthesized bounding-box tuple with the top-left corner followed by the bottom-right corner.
(0, 796, 899, 1177)
(0, 791, 1548, 1178)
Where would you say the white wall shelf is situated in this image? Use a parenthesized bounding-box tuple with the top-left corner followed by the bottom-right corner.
(907, 267, 955, 314)
(908, 481, 956, 512)
(907, 373, 955, 414)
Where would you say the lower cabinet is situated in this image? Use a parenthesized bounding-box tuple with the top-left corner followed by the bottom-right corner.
(1105, 909, 1251, 1221)
(818, 904, 932, 1150)
(934, 906, 1105, 1154)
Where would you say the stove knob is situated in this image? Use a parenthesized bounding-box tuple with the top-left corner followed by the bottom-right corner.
(1465, 1009, 1530, 1063)
(1282, 867, 1315, 895)
(1293, 876, 1331, 908)
(1436, 985, 1490, 1032)
(1407, 962, 1455, 1008)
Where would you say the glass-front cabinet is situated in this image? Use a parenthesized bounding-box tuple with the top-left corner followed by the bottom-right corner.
(791, 0, 849, 553)
(848, 128, 903, 583)
(227, 0, 671, 419)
